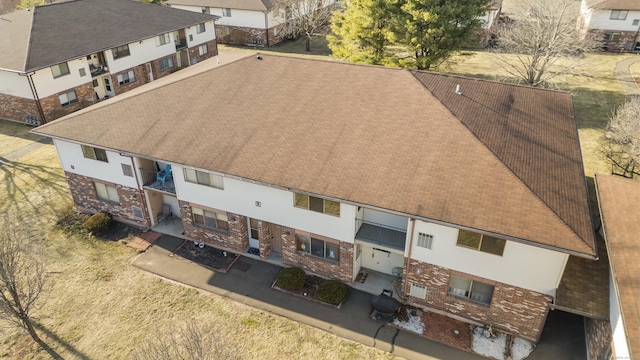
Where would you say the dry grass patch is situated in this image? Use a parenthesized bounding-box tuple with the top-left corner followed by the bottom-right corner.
(0, 119, 44, 157)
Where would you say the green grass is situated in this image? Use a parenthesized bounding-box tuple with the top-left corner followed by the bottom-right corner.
(219, 35, 332, 59)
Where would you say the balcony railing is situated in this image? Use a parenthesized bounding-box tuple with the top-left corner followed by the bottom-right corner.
(355, 220, 407, 251)
(175, 38, 188, 51)
(141, 169, 176, 194)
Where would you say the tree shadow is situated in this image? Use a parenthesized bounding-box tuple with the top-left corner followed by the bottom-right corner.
(34, 322, 91, 360)
(0, 157, 70, 218)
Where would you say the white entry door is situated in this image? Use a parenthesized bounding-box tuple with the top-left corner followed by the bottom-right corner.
(248, 218, 259, 249)
(361, 246, 404, 275)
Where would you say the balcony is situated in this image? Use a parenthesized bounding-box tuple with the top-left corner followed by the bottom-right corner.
(355, 220, 407, 251)
(141, 169, 176, 194)
(175, 38, 188, 51)
(87, 52, 109, 77)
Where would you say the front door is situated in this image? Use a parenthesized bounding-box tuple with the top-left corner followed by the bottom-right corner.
(270, 224, 282, 253)
(103, 77, 115, 97)
(248, 218, 259, 249)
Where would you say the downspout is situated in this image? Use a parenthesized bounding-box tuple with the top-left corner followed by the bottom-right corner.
(401, 218, 417, 301)
(22, 72, 47, 124)
(264, 11, 270, 46)
(129, 156, 152, 229)
(146, 62, 154, 82)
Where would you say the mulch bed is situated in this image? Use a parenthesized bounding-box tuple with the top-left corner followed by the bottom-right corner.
(172, 240, 239, 273)
(272, 274, 346, 309)
(57, 212, 142, 241)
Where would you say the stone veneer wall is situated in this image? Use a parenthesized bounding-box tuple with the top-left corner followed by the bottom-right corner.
(0, 93, 40, 124)
(281, 227, 353, 283)
(187, 39, 219, 64)
(39, 82, 95, 123)
(586, 318, 612, 360)
(180, 202, 249, 253)
(257, 220, 272, 258)
(65, 172, 149, 227)
(403, 258, 552, 342)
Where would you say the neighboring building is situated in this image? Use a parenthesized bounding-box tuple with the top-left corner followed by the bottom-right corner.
(580, 0, 640, 52)
(32, 53, 597, 343)
(588, 174, 639, 360)
(166, 0, 333, 47)
(0, 0, 219, 125)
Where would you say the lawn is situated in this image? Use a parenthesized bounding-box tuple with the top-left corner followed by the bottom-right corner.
(0, 124, 398, 359)
(0, 120, 44, 157)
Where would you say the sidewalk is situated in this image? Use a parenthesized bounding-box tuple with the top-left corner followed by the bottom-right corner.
(614, 56, 640, 97)
(132, 234, 586, 360)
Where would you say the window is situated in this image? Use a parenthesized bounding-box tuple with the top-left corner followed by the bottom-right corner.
(112, 45, 130, 59)
(222, 8, 231, 17)
(82, 145, 108, 162)
(189, 34, 193, 42)
(610, 10, 628, 20)
(409, 283, 426, 299)
(121, 164, 133, 177)
(633, 19, 640, 26)
(449, 276, 494, 305)
(192, 207, 228, 231)
(196, 22, 206, 33)
(293, 193, 340, 216)
(183, 168, 224, 189)
(51, 62, 70, 78)
(156, 33, 170, 46)
(198, 44, 208, 56)
(159, 57, 174, 71)
(296, 234, 339, 261)
(417, 233, 433, 249)
(456, 229, 506, 256)
(92, 79, 99, 87)
(95, 182, 119, 203)
(604, 32, 621, 42)
(249, 218, 259, 239)
(117, 70, 135, 85)
(79, 68, 86, 77)
(202, 6, 210, 14)
(59, 91, 78, 107)
(132, 206, 144, 219)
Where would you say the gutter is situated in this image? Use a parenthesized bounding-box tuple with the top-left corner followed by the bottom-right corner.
(19, 72, 46, 124)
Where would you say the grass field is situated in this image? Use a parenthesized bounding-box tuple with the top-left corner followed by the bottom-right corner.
(0, 32, 633, 358)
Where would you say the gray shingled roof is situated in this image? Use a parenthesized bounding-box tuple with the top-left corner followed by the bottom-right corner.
(0, 0, 218, 72)
(584, 0, 640, 10)
(32, 54, 597, 257)
(166, 0, 274, 12)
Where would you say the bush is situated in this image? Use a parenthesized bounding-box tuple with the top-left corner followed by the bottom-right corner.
(83, 212, 112, 233)
(275, 267, 306, 291)
(317, 279, 347, 305)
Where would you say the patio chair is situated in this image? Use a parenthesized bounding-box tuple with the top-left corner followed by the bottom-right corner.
(156, 164, 172, 187)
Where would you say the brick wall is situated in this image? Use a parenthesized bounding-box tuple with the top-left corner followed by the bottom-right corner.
(586, 318, 612, 360)
(0, 93, 40, 123)
(187, 39, 219, 65)
(216, 25, 268, 46)
(38, 82, 96, 123)
(146, 54, 179, 81)
(403, 258, 552, 342)
(590, 29, 639, 52)
(257, 220, 272, 258)
(110, 65, 146, 96)
(281, 228, 354, 283)
(267, 23, 288, 46)
(65, 172, 149, 227)
(181, 203, 249, 253)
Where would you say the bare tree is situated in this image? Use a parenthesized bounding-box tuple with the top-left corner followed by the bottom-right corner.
(0, 213, 46, 345)
(602, 97, 640, 179)
(132, 319, 239, 360)
(274, 0, 334, 51)
(491, 0, 601, 87)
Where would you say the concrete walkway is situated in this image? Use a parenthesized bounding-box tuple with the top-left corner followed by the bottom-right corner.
(1, 136, 51, 162)
(614, 56, 640, 97)
(133, 234, 586, 360)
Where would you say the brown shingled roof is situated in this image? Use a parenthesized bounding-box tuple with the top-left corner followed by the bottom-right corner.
(584, 0, 640, 10)
(32, 54, 596, 257)
(595, 174, 640, 359)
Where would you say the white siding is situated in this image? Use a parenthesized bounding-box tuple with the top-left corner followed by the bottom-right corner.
(362, 208, 408, 231)
(610, 270, 631, 359)
(0, 70, 33, 98)
(171, 4, 268, 28)
(30, 58, 91, 98)
(105, 38, 178, 74)
(583, 7, 640, 31)
(409, 220, 568, 295)
(185, 21, 217, 47)
(173, 165, 357, 241)
(53, 139, 139, 189)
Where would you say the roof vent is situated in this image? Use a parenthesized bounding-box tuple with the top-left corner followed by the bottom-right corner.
(256, 56, 263, 60)
(455, 84, 462, 95)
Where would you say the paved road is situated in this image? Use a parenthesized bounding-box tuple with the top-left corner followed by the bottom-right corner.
(615, 56, 640, 97)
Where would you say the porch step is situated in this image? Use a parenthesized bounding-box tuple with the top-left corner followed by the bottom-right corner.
(127, 231, 162, 251)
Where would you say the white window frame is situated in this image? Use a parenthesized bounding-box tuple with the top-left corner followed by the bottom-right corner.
(448, 275, 494, 305)
(222, 8, 231, 17)
(159, 57, 174, 71)
(51, 62, 70, 78)
(191, 207, 228, 231)
(156, 33, 170, 46)
(117, 70, 135, 85)
(81, 145, 108, 162)
(112, 44, 131, 59)
(198, 44, 208, 56)
(417, 232, 433, 249)
(196, 22, 206, 33)
(293, 193, 340, 217)
(59, 91, 78, 107)
(183, 168, 224, 189)
(610, 9, 628, 20)
(95, 182, 119, 203)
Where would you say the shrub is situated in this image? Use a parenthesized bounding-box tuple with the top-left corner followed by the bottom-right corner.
(83, 212, 112, 233)
(275, 267, 306, 291)
(317, 279, 347, 305)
